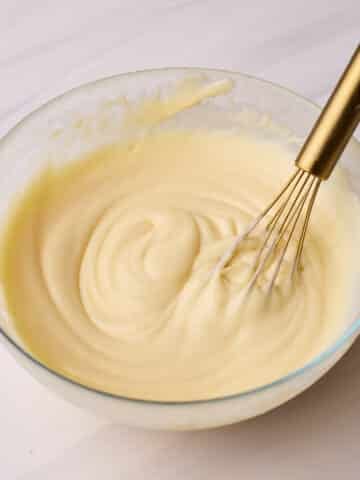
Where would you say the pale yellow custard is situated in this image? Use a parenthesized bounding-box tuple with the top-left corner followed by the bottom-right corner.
(1, 81, 360, 401)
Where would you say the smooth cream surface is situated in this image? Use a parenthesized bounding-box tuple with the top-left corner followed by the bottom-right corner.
(2, 82, 360, 401)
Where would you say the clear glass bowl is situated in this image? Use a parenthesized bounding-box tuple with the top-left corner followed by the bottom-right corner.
(0, 68, 359, 430)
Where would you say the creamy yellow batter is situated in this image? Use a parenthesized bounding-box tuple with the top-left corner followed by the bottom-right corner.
(1, 80, 360, 401)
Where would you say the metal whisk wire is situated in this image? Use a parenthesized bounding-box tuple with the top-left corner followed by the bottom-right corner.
(244, 169, 321, 295)
(216, 169, 321, 295)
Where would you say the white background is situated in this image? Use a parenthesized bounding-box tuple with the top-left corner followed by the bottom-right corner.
(1, 1, 360, 478)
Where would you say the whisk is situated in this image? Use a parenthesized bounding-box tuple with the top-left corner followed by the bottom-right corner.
(216, 44, 360, 294)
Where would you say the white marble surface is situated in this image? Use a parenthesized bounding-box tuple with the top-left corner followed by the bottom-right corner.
(1, 1, 359, 478)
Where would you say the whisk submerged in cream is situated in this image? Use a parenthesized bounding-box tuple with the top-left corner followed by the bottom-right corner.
(1, 81, 360, 401)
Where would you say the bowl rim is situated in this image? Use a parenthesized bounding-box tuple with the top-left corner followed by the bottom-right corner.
(1, 65, 360, 407)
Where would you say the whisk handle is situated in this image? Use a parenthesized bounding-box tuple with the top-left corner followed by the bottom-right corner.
(296, 44, 360, 180)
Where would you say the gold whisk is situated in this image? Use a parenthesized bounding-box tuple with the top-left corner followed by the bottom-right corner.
(217, 44, 360, 294)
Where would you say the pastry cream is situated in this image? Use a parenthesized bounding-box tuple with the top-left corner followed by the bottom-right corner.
(1, 80, 360, 401)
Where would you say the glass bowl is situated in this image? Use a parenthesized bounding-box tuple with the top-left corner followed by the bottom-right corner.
(0, 68, 359, 430)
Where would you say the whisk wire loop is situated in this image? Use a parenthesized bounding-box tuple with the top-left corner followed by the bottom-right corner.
(220, 168, 322, 295)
